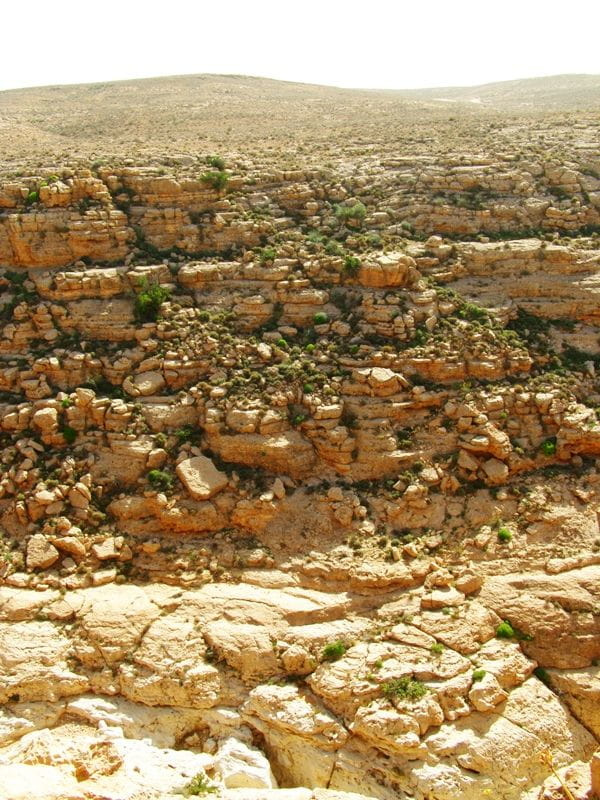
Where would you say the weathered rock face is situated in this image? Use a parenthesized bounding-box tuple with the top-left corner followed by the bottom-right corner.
(0, 565, 598, 800)
(1, 98, 600, 800)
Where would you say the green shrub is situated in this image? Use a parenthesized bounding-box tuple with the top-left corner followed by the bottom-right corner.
(258, 246, 277, 264)
(335, 201, 366, 224)
(430, 643, 444, 655)
(147, 469, 173, 491)
(313, 312, 329, 325)
(381, 676, 428, 701)
(25, 190, 39, 206)
(325, 240, 344, 256)
(540, 438, 557, 456)
(472, 668, 486, 682)
(496, 620, 515, 639)
(61, 425, 77, 444)
(206, 155, 225, 170)
(321, 641, 347, 662)
(497, 527, 512, 543)
(344, 255, 361, 275)
(303, 383, 315, 394)
(182, 772, 218, 796)
(174, 425, 201, 445)
(134, 277, 170, 322)
(200, 170, 229, 191)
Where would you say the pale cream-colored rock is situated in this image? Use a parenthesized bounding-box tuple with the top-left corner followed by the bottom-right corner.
(351, 694, 443, 758)
(204, 621, 279, 681)
(358, 253, 419, 288)
(478, 566, 600, 668)
(468, 672, 508, 712)
(74, 584, 160, 668)
(176, 455, 229, 500)
(474, 639, 535, 689)
(119, 613, 220, 708)
(0, 621, 89, 703)
(26, 535, 59, 570)
(91, 538, 120, 561)
(546, 666, 600, 737)
(421, 586, 465, 610)
(0, 763, 85, 800)
(214, 736, 277, 789)
(68, 482, 91, 509)
(417, 602, 500, 654)
(123, 370, 166, 397)
(242, 684, 348, 788)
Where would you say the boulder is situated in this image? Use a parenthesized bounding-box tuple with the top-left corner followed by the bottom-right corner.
(26, 536, 59, 570)
(176, 455, 229, 500)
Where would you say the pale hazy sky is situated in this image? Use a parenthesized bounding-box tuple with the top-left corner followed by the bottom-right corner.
(2, 0, 599, 92)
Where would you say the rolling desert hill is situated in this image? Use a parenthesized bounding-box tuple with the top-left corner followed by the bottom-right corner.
(0, 72, 598, 169)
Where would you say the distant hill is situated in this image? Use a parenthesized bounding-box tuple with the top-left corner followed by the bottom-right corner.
(0, 72, 597, 167)
(392, 73, 600, 109)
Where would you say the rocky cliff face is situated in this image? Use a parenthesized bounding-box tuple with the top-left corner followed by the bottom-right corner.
(0, 109, 599, 800)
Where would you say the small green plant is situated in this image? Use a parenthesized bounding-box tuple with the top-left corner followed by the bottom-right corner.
(430, 643, 444, 655)
(147, 469, 173, 491)
(324, 240, 344, 256)
(540, 438, 557, 456)
(344, 255, 361, 275)
(303, 383, 315, 394)
(206, 155, 225, 170)
(134, 277, 170, 322)
(381, 676, 428, 701)
(258, 246, 277, 264)
(497, 526, 512, 543)
(200, 170, 229, 191)
(182, 772, 218, 796)
(321, 641, 347, 662)
(61, 397, 73, 409)
(61, 425, 77, 444)
(472, 669, 486, 682)
(335, 201, 367, 224)
(496, 620, 515, 639)
(313, 312, 329, 325)
(25, 190, 39, 206)
(174, 425, 201, 445)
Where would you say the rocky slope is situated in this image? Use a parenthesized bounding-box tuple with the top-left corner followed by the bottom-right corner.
(0, 76, 599, 800)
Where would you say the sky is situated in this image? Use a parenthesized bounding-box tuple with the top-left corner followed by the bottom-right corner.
(2, 0, 599, 93)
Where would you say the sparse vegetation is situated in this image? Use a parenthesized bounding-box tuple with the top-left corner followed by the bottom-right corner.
(182, 773, 219, 796)
(147, 469, 174, 491)
(381, 676, 428, 701)
(134, 277, 170, 322)
(321, 641, 347, 662)
(497, 527, 512, 543)
(200, 170, 229, 190)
